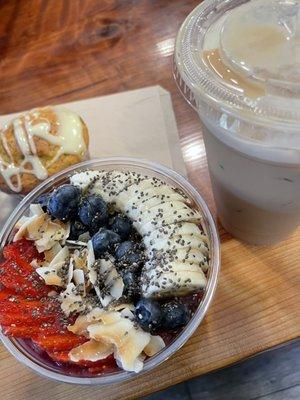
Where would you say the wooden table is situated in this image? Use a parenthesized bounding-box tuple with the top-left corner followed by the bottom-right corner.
(0, 1, 299, 399)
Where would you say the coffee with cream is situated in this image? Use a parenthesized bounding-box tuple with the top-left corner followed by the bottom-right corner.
(175, 0, 300, 244)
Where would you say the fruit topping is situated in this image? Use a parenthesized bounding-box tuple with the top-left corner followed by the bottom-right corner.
(69, 220, 87, 240)
(0, 239, 52, 298)
(78, 195, 108, 233)
(115, 241, 143, 267)
(91, 228, 121, 258)
(48, 184, 81, 221)
(1, 169, 210, 374)
(161, 300, 190, 330)
(135, 298, 163, 332)
(34, 332, 87, 352)
(110, 214, 132, 240)
(3, 238, 43, 264)
(36, 193, 50, 211)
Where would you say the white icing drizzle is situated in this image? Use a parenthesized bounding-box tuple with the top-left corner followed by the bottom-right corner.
(0, 106, 86, 192)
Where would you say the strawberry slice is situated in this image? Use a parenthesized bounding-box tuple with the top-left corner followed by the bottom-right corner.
(47, 351, 70, 364)
(0, 259, 53, 298)
(1, 319, 66, 338)
(1, 324, 42, 339)
(35, 332, 87, 352)
(0, 288, 16, 301)
(3, 239, 43, 264)
(0, 296, 61, 327)
(0, 241, 94, 367)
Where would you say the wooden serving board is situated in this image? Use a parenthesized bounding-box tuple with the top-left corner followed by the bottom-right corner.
(0, 1, 299, 399)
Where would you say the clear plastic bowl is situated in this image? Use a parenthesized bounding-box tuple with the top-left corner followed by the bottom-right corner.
(0, 157, 220, 385)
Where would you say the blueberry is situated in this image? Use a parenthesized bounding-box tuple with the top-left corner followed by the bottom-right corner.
(36, 193, 50, 211)
(47, 185, 81, 221)
(69, 220, 87, 240)
(115, 241, 142, 265)
(135, 298, 163, 332)
(115, 241, 133, 259)
(91, 228, 121, 258)
(122, 271, 135, 288)
(79, 195, 108, 233)
(122, 270, 140, 297)
(161, 301, 190, 331)
(110, 215, 132, 240)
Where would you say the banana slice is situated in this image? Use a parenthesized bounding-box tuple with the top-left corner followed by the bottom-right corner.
(135, 201, 200, 227)
(143, 258, 207, 276)
(120, 307, 135, 320)
(70, 170, 103, 191)
(119, 180, 186, 211)
(144, 222, 207, 245)
(135, 205, 202, 236)
(145, 234, 209, 255)
(125, 192, 188, 221)
(89, 171, 147, 204)
(142, 269, 206, 298)
(69, 339, 113, 363)
(146, 247, 208, 272)
(145, 261, 206, 277)
(117, 178, 163, 205)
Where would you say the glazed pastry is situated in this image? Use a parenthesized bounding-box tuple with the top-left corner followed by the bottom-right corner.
(0, 106, 89, 194)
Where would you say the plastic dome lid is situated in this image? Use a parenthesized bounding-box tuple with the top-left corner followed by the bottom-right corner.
(174, 0, 300, 127)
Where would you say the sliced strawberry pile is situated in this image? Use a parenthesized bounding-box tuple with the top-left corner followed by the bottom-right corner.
(0, 239, 51, 299)
(3, 239, 44, 264)
(0, 239, 91, 367)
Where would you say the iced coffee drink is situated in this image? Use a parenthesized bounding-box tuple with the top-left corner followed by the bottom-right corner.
(175, 0, 300, 245)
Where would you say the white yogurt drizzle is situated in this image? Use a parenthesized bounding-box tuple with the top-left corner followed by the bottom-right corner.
(0, 106, 86, 192)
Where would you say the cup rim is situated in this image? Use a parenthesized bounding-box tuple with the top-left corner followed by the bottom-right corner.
(174, 0, 300, 128)
(0, 157, 220, 385)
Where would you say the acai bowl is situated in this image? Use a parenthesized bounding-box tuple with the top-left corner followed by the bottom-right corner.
(0, 157, 220, 385)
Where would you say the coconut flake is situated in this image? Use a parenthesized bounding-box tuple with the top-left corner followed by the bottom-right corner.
(69, 339, 113, 363)
(60, 283, 86, 316)
(87, 240, 97, 285)
(143, 335, 165, 356)
(87, 315, 151, 373)
(29, 204, 44, 216)
(94, 258, 124, 307)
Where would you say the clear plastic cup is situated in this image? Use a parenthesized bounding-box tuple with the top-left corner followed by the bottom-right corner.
(0, 157, 220, 385)
(174, 0, 300, 245)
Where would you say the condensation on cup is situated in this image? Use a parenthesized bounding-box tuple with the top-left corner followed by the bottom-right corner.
(174, 0, 300, 245)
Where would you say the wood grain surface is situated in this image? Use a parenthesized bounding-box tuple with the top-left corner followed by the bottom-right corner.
(0, 1, 299, 399)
